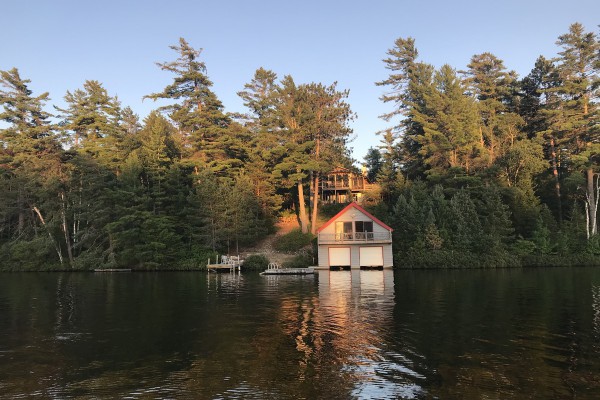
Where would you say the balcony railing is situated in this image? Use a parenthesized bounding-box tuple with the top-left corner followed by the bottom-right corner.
(321, 182, 377, 192)
(318, 232, 392, 244)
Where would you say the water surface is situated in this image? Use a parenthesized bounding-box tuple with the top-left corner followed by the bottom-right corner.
(1, 268, 600, 399)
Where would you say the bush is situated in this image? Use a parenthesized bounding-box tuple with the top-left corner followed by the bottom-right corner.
(242, 254, 270, 271)
(174, 247, 219, 270)
(319, 203, 347, 219)
(521, 254, 600, 267)
(0, 237, 62, 271)
(511, 239, 537, 256)
(397, 249, 520, 269)
(282, 250, 314, 268)
(274, 229, 314, 253)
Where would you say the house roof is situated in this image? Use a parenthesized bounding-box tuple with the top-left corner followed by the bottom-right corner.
(317, 202, 393, 233)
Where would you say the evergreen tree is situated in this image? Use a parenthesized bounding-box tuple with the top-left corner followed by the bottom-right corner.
(376, 130, 405, 201)
(412, 64, 482, 177)
(237, 68, 283, 221)
(272, 76, 354, 233)
(56, 80, 126, 170)
(520, 56, 564, 221)
(550, 23, 600, 237)
(364, 147, 383, 182)
(462, 52, 522, 167)
(144, 38, 236, 175)
(0, 68, 66, 265)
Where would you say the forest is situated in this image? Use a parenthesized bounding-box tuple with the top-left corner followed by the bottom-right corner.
(1, 22, 599, 270)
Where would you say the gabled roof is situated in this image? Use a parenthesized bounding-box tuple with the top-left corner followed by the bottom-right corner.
(317, 202, 393, 233)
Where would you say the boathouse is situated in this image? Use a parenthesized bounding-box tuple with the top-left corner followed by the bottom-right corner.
(317, 202, 393, 269)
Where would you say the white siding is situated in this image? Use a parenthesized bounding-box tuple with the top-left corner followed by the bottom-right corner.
(383, 244, 393, 268)
(318, 245, 328, 267)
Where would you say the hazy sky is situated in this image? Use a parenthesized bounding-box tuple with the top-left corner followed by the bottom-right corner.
(2, 0, 599, 162)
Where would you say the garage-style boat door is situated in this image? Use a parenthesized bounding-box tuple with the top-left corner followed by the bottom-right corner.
(329, 247, 351, 267)
(359, 247, 383, 267)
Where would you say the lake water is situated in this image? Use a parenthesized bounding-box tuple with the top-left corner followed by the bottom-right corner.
(1, 268, 600, 399)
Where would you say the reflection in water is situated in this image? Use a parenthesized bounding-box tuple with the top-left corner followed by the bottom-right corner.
(2, 269, 600, 398)
(319, 270, 422, 399)
(318, 270, 423, 399)
(594, 285, 600, 341)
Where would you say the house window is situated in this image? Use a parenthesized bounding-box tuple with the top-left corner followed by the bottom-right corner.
(354, 221, 373, 240)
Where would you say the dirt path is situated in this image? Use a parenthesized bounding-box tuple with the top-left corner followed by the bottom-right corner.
(240, 219, 300, 265)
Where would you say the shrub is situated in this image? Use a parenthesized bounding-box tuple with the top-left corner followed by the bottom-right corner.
(0, 237, 61, 271)
(396, 249, 520, 269)
(274, 229, 314, 253)
(319, 203, 346, 219)
(243, 254, 270, 271)
(521, 254, 600, 267)
(511, 239, 537, 256)
(282, 250, 314, 268)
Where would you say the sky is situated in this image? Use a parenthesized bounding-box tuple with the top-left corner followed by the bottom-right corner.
(2, 0, 599, 163)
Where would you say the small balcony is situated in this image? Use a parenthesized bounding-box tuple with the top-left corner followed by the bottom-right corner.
(318, 232, 392, 244)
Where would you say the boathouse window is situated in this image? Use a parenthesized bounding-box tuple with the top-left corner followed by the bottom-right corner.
(335, 221, 353, 240)
(355, 221, 373, 240)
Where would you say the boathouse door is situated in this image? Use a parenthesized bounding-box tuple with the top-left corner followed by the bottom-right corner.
(359, 246, 384, 267)
(329, 247, 351, 267)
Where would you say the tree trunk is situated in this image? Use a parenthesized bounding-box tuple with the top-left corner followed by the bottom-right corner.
(60, 191, 74, 266)
(586, 168, 598, 238)
(308, 170, 314, 225)
(32, 206, 64, 265)
(549, 137, 563, 222)
(297, 178, 309, 234)
(18, 189, 25, 235)
(311, 172, 320, 235)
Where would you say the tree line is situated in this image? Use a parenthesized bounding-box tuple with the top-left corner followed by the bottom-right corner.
(0, 39, 353, 270)
(1, 22, 599, 270)
(366, 22, 600, 267)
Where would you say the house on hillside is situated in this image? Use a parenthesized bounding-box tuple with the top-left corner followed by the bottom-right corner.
(317, 202, 393, 269)
(320, 167, 379, 204)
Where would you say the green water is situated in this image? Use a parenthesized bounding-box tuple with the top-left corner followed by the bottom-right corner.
(1, 268, 599, 399)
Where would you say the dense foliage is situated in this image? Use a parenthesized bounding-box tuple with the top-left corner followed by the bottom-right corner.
(0, 39, 353, 270)
(370, 23, 600, 267)
(2, 23, 600, 270)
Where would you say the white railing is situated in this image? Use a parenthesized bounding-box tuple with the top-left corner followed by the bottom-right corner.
(318, 232, 392, 243)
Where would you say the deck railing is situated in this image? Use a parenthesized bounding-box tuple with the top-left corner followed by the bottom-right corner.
(318, 232, 392, 243)
(321, 180, 375, 190)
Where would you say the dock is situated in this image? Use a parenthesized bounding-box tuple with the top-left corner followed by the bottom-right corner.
(260, 263, 315, 275)
(207, 255, 242, 273)
(207, 263, 240, 272)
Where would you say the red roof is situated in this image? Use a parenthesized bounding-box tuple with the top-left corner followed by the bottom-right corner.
(316, 202, 393, 233)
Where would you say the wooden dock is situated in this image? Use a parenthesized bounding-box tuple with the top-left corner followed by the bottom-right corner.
(207, 255, 242, 273)
(207, 263, 240, 272)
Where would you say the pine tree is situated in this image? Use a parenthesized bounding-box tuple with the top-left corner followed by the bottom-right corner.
(462, 52, 522, 167)
(364, 147, 383, 182)
(301, 81, 354, 234)
(0, 68, 66, 265)
(377, 37, 436, 179)
(272, 76, 354, 233)
(56, 80, 125, 169)
(237, 68, 283, 221)
(520, 56, 564, 221)
(144, 38, 234, 175)
(412, 64, 482, 176)
(551, 23, 600, 237)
